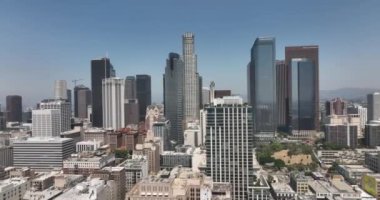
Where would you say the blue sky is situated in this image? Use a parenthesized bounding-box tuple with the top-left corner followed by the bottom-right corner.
(0, 0, 379, 108)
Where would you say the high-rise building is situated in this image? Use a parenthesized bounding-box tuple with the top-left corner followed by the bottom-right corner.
(202, 87, 210, 106)
(40, 99, 71, 132)
(121, 157, 148, 193)
(365, 121, 380, 148)
(164, 52, 185, 145)
(136, 75, 151, 122)
(205, 96, 254, 199)
(102, 78, 125, 130)
(32, 109, 61, 138)
(91, 57, 115, 127)
(276, 60, 289, 131)
(66, 89, 72, 105)
(367, 93, 380, 122)
(326, 98, 347, 116)
(74, 85, 91, 118)
(285, 45, 319, 132)
(125, 76, 137, 99)
(348, 104, 367, 129)
(289, 58, 318, 134)
(325, 124, 358, 148)
(6, 95, 22, 122)
(183, 32, 200, 122)
(214, 90, 232, 98)
(248, 37, 276, 141)
(124, 99, 139, 125)
(54, 80, 68, 100)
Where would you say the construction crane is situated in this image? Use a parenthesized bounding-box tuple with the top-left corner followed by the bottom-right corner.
(72, 79, 83, 88)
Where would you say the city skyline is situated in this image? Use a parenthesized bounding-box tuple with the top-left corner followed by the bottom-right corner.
(1, 1, 380, 107)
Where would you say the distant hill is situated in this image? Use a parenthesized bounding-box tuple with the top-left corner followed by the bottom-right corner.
(320, 88, 380, 101)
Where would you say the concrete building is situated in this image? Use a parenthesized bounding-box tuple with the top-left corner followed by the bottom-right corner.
(40, 99, 71, 132)
(13, 137, 75, 171)
(214, 90, 232, 98)
(336, 165, 373, 185)
(160, 150, 192, 169)
(134, 140, 160, 174)
(276, 60, 289, 131)
(308, 177, 361, 200)
(32, 109, 61, 138)
(91, 166, 126, 200)
(126, 167, 231, 200)
(74, 85, 92, 118)
(136, 75, 152, 122)
(202, 87, 210, 106)
(325, 114, 362, 136)
(55, 178, 115, 200)
(54, 80, 68, 100)
(205, 96, 254, 199)
(6, 95, 22, 122)
(60, 126, 82, 144)
(348, 104, 367, 130)
(145, 104, 164, 133)
(325, 98, 347, 116)
(365, 121, 380, 147)
(120, 156, 149, 192)
(270, 183, 297, 200)
(0, 146, 13, 167)
(182, 32, 200, 122)
(365, 152, 380, 173)
(102, 77, 125, 130)
(76, 140, 102, 152)
(248, 37, 276, 141)
(125, 76, 137, 99)
(368, 93, 380, 122)
(83, 128, 108, 144)
(325, 124, 358, 148)
(125, 99, 139, 125)
(63, 152, 115, 176)
(152, 119, 170, 152)
(0, 178, 29, 200)
(184, 122, 202, 147)
(290, 172, 310, 194)
(249, 175, 272, 200)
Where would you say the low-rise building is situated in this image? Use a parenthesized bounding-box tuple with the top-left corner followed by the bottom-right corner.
(160, 150, 193, 170)
(134, 139, 160, 174)
(270, 183, 297, 200)
(76, 140, 102, 152)
(248, 175, 272, 200)
(0, 178, 29, 200)
(91, 167, 126, 200)
(63, 152, 115, 176)
(120, 156, 149, 192)
(336, 165, 373, 185)
(55, 178, 115, 200)
(290, 172, 310, 194)
(308, 177, 361, 200)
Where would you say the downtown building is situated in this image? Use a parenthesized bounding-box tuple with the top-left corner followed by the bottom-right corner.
(136, 75, 152, 122)
(286, 45, 320, 136)
(204, 96, 254, 199)
(124, 76, 139, 125)
(39, 99, 71, 132)
(6, 95, 22, 122)
(74, 85, 91, 119)
(102, 77, 125, 130)
(367, 92, 380, 122)
(32, 109, 61, 137)
(248, 37, 277, 142)
(91, 57, 115, 127)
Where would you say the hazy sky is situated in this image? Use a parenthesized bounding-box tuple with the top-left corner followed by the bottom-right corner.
(1, 0, 380, 108)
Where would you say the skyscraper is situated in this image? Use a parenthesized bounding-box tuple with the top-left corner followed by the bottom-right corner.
(74, 85, 92, 118)
(102, 77, 125, 130)
(91, 57, 115, 127)
(289, 58, 318, 133)
(6, 95, 22, 122)
(66, 89, 72, 105)
(125, 76, 139, 125)
(54, 80, 68, 100)
(164, 53, 184, 145)
(183, 32, 200, 122)
(276, 60, 289, 131)
(40, 99, 71, 132)
(285, 45, 319, 132)
(136, 75, 151, 122)
(248, 37, 276, 141)
(367, 92, 380, 122)
(205, 96, 254, 199)
(125, 76, 137, 99)
(32, 109, 61, 138)
(325, 98, 347, 116)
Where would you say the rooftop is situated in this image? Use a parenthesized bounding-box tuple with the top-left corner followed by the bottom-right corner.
(13, 137, 73, 143)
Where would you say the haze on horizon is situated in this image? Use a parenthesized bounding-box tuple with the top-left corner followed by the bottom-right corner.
(0, 0, 379, 108)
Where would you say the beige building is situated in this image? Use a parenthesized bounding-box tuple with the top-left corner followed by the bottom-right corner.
(126, 167, 231, 200)
(134, 139, 160, 174)
(91, 167, 126, 200)
(0, 178, 29, 200)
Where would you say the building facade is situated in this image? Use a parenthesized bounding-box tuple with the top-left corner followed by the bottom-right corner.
(32, 109, 61, 137)
(102, 77, 125, 130)
(6, 95, 22, 122)
(325, 124, 358, 148)
(136, 75, 151, 122)
(74, 85, 91, 118)
(40, 99, 71, 132)
(54, 80, 68, 100)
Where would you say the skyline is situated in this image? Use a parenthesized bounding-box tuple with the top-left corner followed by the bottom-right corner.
(1, 0, 380, 107)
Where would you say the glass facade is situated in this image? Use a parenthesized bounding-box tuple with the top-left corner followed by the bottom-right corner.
(290, 58, 316, 132)
(249, 38, 276, 135)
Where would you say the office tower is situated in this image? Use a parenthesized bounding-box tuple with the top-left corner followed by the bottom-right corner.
(13, 137, 75, 171)
(164, 52, 185, 145)
(248, 37, 276, 140)
(54, 80, 68, 100)
(40, 99, 71, 132)
(289, 58, 318, 134)
(22, 108, 32, 123)
(365, 121, 380, 147)
(32, 109, 61, 137)
(6, 95, 22, 122)
(122, 157, 148, 192)
(134, 140, 160, 174)
(67, 89, 72, 105)
(102, 77, 125, 130)
(91, 57, 115, 127)
(198, 75, 203, 109)
(0, 146, 13, 167)
(125, 76, 137, 99)
(183, 32, 200, 121)
(74, 85, 92, 118)
(0, 112, 5, 131)
(92, 167, 126, 200)
(152, 120, 170, 151)
(286, 45, 319, 132)
(367, 93, 380, 122)
(348, 104, 367, 129)
(326, 98, 347, 116)
(136, 75, 151, 122)
(125, 99, 139, 125)
(205, 96, 254, 199)
(276, 60, 289, 131)
(209, 81, 215, 103)
(325, 124, 358, 148)
(202, 87, 210, 106)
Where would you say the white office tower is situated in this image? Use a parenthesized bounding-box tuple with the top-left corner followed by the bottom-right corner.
(202, 87, 210, 106)
(54, 80, 68, 100)
(32, 109, 61, 137)
(368, 92, 380, 122)
(40, 100, 71, 132)
(102, 77, 125, 130)
(183, 32, 200, 122)
(204, 96, 254, 199)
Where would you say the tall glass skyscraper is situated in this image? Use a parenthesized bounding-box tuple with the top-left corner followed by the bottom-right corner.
(290, 58, 317, 132)
(248, 37, 276, 140)
(136, 74, 151, 121)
